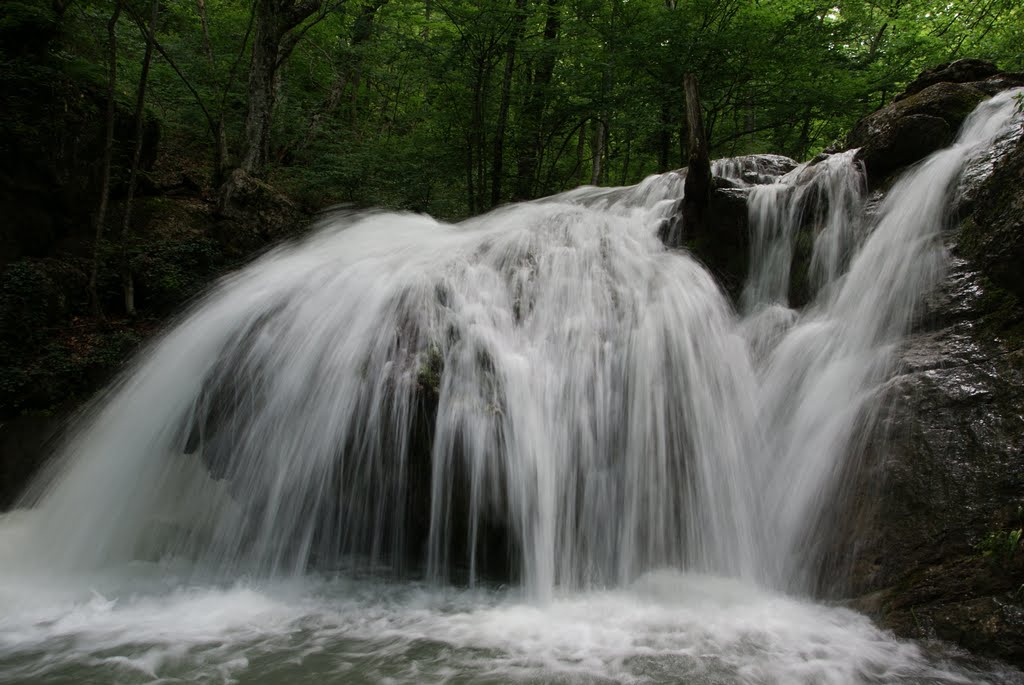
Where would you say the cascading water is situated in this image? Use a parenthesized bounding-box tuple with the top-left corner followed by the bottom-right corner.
(1, 89, 1022, 684)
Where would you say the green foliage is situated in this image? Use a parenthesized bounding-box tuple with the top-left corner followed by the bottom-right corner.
(15, 0, 1020, 219)
(978, 528, 1023, 565)
(0, 258, 140, 415)
(130, 232, 219, 310)
(0, 260, 65, 347)
(977, 507, 1024, 567)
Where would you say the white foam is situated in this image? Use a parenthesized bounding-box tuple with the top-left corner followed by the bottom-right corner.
(0, 569, 1017, 684)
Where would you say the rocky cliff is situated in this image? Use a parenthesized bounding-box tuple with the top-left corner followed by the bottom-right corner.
(830, 60, 1024, 667)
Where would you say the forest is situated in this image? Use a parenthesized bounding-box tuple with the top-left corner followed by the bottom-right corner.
(5, 0, 1023, 219)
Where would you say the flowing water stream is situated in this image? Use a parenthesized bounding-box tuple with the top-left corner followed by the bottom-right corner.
(1, 90, 1022, 684)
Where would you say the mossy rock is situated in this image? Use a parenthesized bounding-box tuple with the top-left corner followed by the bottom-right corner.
(896, 59, 1001, 101)
(848, 82, 987, 185)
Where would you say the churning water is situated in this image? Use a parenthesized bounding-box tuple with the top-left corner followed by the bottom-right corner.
(1, 90, 1022, 684)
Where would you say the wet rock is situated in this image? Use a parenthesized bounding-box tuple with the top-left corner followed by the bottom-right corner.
(968, 72, 1024, 96)
(858, 113, 953, 180)
(896, 59, 1001, 101)
(959, 134, 1024, 302)
(711, 154, 799, 185)
(848, 83, 986, 185)
(835, 112, 1024, 667)
(661, 186, 751, 299)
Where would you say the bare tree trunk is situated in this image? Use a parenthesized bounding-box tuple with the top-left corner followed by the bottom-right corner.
(619, 134, 631, 185)
(589, 118, 606, 185)
(467, 55, 489, 213)
(576, 122, 586, 184)
(120, 0, 160, 317)
(682, 72, 711, 236)
(197, 0, 231, 184)
(514, 0, 560, 200)
(794, 105, 814, 159)
(239, 4, 278, 174)
(589, 0, 618, 186)
(238, 0, 326, 176)
(465, 131, 476, 212)
(490, 0, 527, 207)
(658, 99, 672, 172)
(198, 0, 215, 63)
(89, 0, 122, 320)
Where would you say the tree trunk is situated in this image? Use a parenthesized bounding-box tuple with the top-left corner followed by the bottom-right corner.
(120, 0, 160, 317)
(589, 118, 606, 185)
(239, 2, 279, 174)
(619, 134, 631, 185)
(682, 72, 711, 237)
(198, 0, 231, 184)
(490, 0, 527, 207)
(467, 54, 490, 213)
(89, 0, 122, 320)
(576, 122, 586, 184)
(658, 99, 672, 172)
(589, 0, 618, 187)
(238, 0, 326, 176)
(514, 0, 560, 200)
(198, 0, 215, 63)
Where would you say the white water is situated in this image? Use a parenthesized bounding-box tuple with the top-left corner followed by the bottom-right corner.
(1, 90, 1022, 684)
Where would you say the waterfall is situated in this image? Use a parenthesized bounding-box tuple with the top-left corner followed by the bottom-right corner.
(8, 89, 1024, 605)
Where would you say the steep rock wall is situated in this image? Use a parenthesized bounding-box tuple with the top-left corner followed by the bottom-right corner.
(833, 61, 1024, 667)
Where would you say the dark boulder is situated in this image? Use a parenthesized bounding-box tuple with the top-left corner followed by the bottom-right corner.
(711, 154, 800, 185)
(845, 59, 1024, 188)
(661, 186, 751, 299)
(847, 82, 986, 185)
(896, 58, 1001, 101)
(857, 113, 953, 180)
(959, 134, 1024, 302)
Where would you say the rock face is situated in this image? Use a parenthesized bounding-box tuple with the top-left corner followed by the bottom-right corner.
(896, 58, 1002, 101)
(846, 60, 1024, 187)
(959, 136, 1024, 302)
(661, 183, 753, 298)
(830, 66, 1024, 667)
(848, 82, 985, 183)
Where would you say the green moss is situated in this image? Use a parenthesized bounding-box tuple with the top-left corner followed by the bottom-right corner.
(978, 528, 1023, 566)
(896, 83, 988, 128)
(417, 344, 444, 394)
(977, 508, 1024, 567)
